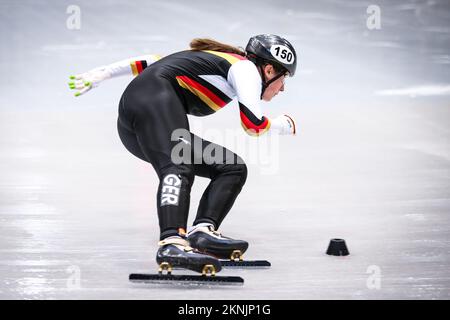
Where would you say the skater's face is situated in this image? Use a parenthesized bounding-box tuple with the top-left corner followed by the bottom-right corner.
(261, 64, 288, 102)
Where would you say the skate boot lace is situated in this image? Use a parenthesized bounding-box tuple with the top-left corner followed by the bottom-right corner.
(187, 224, 227, 239)
(158, 237, 195, 252)
(208, 226, 223, 237)
(206, 225, 230, 239)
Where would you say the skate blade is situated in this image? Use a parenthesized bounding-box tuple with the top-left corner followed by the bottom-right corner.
(170, 260, 271, 268)
(129, 273, 244, 286)
(220, 260, 271, 268)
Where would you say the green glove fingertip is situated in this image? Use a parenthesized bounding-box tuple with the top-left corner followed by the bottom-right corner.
(69, 75, 76, 80)
(74, 92, 81, 97)
(84, 81, 91, 87)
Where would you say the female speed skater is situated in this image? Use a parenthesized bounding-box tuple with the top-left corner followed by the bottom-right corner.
(69, 34, 297, 274)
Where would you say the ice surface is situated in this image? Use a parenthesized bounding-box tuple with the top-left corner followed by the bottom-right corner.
(1, 0, 449, 299)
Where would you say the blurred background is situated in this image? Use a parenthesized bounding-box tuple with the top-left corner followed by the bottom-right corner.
(0, 0, 449, 299)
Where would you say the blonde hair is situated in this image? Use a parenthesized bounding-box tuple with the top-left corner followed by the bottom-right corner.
(189, 38, 246, 56)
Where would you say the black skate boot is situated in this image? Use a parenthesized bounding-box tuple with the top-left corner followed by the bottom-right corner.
(187, 223, 249, 260)
(156, 236, 222, 274)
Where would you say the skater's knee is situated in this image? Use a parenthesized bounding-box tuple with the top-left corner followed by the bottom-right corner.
(217, 161, 247, 187)
(234, 162, 248, 187)
(232, 155, 247, 183)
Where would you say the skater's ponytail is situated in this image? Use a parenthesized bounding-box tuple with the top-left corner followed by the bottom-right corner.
(189, 38, 246, 57)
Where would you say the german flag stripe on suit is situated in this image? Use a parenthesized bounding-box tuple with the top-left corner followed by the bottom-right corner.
(176, 75, 229, 112)
(130, 60, 148, 76)
(204, 50, 247, 65)
(239, 103, 271, 136)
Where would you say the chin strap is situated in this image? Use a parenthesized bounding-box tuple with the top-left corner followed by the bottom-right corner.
(259, 65, 286, 99)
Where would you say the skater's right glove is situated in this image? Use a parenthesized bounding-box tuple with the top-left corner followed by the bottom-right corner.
(68, 66, 112, 97)
(271, 114, 297, 135)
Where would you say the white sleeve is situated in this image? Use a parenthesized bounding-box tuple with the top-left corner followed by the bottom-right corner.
(98, 54, 162, 78)
(227, 60, 264, 119)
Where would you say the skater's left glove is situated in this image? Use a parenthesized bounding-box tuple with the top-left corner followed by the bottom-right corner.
(68, 66, 112, 97)
(271, 114, 297, 135)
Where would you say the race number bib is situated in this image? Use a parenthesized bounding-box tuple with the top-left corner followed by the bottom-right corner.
(270, 45, 295, 65)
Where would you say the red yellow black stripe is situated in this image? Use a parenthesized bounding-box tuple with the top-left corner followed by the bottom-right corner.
(176, 75, 227, 112)
(239, 103, 270, 136)
(131, 60, 148, 76)
(204, 50, 247, 65)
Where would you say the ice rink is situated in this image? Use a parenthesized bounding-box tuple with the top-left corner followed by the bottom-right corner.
(1, 0, 449, 299)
